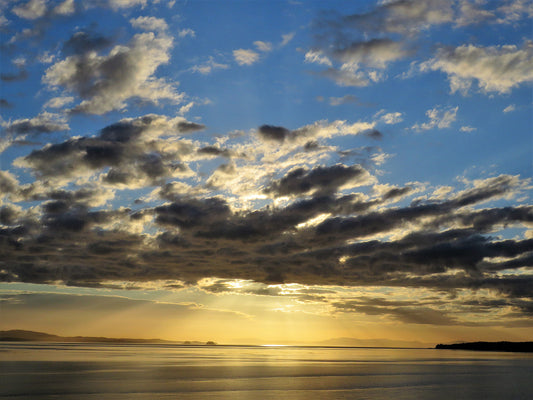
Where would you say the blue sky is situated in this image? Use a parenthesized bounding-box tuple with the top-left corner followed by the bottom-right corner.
(0, 0, 532, 345)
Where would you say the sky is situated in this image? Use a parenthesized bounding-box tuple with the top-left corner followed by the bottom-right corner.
(0, 0, 532, 346)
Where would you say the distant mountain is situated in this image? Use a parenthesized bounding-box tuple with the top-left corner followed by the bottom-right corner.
(316, 337, 432, 348)
(0, 330, 216, 345)
(436, 341, 533, 352)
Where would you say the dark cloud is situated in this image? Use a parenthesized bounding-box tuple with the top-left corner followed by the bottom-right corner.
(197, 146, 233, 158)
(176, 121, 206, 133)
(0, 69, 28, 82)
(62, 31, 113, 55)
(258, 125, 291, 143)
(264, 164, 369, 197)
(339, 0, 454, 35)
(309, 0, 453, 86)
(0, 98, 13, 108)
(364, 129, 383, 140)
(15, 114, 196, 186)
(44, 28, 181, 114)
(155, 197, 231, 229)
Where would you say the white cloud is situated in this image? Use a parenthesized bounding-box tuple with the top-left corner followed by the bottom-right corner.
(178, 28, 195, 38)
(412, 106, 458, 132)
(254, 41, 272, 52)
(178, 101, 195, 115)
(421, 42, 533, 94)
(304, 50, 332, 67)
(503, 104, 516, 113)
(455, 0, 495, 26)
(233, 49, 260, 66)
(38, 51, 55, 64)
(460, 126, 476, 132)
(190, 56, 229, 75)
(333, 39, 407, 69)
(53, 0, 74, 15)
(108, 0, 147, 9)
(379, 111, 403, 125)
(130, 16, 168, 32)
(12, 0, 47, 20)
(43, 96, 74, 109)
(281, 32, 295, 46)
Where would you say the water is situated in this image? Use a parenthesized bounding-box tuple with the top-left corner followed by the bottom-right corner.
(1, 343, 532, 399)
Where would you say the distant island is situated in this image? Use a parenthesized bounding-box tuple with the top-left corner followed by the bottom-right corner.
(436, 341, 533, 353)
(0, 330, 217, 345)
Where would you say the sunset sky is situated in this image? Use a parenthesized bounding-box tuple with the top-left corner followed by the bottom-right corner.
(0, 0, 532, 346)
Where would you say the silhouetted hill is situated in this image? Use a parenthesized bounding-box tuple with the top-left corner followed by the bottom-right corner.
(0, 330, 216, 345)
(436, 341, 533, 352)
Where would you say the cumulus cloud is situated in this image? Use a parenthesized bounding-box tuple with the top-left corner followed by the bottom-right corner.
(12, 0, 47, 20)
(43, 28, 182, 114)
(411, 106, 458, 132)
(130, 16, 168, 32)
(421, 42, 533, 94)
(233, 49, 260, 66)
(14, 114, 199, 186)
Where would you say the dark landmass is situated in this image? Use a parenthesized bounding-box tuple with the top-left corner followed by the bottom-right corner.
(0, 330, 216, 345)
(436, 341, 533, 353)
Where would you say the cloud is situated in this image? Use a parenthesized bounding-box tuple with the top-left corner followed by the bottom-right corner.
(254, 41, 272, 52)
(130, 16, 168, 32)
(377, 111, 403, 124)
(14, 114, 199, 186)
(53, 0, 75, 15)
(281, 32, 295, 46)
(2, 112, 69, 136)
(341, 0, 454, 35)
(178, 28, 195, 38)
(12, 0, 47, 20)
(305, 50, 332, 66)
(333, 39, 408, 69)
(455, 0, 495, 26)
(257, 120, 375, 146)
(61, 31, 113, 55)
(263, 164, 372, 197)
(190, 56, 229, 75)
(0, 99, 13, 108)
(43, 96, 74, 109)
(108, 0, 148, 9)
(503, 104, 516, 113)
(460, 126, 476, 132)
(1, 69, 28, 82)
(329, 95, 357, 106)
(411, 106, 458, 131)
(233, 49, 260, 66)
(421, 42, 533, 94)
(43, 28, 182, 114)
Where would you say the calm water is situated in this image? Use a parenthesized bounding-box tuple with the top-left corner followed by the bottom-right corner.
(1, 343, 532, 399)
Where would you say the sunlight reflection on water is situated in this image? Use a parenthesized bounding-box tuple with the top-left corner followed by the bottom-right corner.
(1, 343, 532, 400)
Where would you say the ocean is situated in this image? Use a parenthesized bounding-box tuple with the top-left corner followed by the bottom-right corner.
(1, 342, 532, 399)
